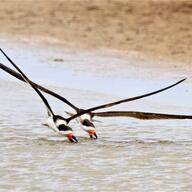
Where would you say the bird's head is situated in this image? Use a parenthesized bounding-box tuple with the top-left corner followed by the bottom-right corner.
(55, 116, 78, 143)
(82, 119, 98, 139)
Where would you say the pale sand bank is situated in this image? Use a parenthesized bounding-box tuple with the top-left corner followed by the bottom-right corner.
(0, 0, 191, 65)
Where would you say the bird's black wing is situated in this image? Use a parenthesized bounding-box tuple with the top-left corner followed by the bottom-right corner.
(66, 78, 186, 123)
(0, 55, 186, 123)
(0, 49, 55, 117)
(91, 111, 192, 120)
(0, 62, 79, 111)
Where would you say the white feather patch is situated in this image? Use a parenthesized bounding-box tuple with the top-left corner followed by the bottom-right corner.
(55, 119, 67, 127)
(79, 114, 91, 122)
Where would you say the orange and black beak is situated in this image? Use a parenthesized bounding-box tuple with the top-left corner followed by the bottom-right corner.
(66, 133, 78, 143)
(87, 129, 98, 139)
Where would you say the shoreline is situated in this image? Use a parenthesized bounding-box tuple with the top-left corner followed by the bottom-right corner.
(0, 34, 191, 85)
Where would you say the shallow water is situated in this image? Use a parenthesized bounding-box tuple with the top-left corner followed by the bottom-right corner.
(0, 39, 192, 191)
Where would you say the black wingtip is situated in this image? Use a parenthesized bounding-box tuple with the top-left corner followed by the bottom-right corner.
(0, 48, 15, 66)
(180, 78, 187, 82)
(0, 48, 7, 55)
(175, 78, 187, 86)
(0, 48, 5, 55)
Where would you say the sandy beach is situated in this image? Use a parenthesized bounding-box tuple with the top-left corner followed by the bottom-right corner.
(0, 0, 191, 64)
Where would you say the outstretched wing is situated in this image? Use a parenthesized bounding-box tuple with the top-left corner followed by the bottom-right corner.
(91, 111, 192, 120)
(0, 49, 54, 117)
(66, 78, 186, 123)
(0, 62, 79, 111)
(0, 57, 186, 123)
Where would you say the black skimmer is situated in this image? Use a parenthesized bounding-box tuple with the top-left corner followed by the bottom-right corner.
(0, 60, 187, 131)
(0, 48, 79, 143)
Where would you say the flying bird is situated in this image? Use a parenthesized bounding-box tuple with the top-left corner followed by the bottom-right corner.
(0, 48, 79, 143)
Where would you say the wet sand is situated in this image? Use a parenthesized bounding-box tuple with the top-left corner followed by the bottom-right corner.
(0, 0, 192, 64)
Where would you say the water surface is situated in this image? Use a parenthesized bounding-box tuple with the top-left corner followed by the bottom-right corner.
(0, 39, 192, 191)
